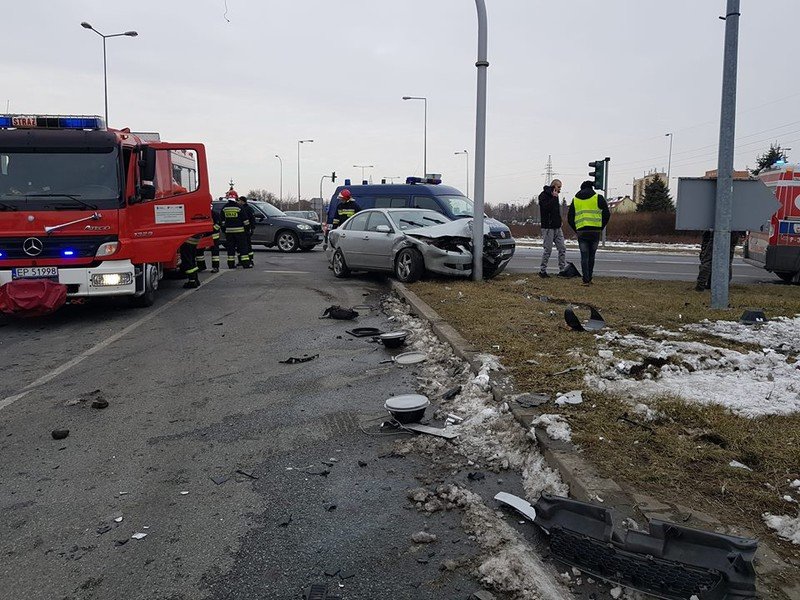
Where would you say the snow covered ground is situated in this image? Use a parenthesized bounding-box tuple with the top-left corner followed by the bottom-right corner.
(515, 237, 701, 254)
(584, 316, 800, 418)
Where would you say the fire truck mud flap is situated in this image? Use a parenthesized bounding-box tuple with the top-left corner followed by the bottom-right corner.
(533, 494, 758, 600)
(0, 279, 68, 317)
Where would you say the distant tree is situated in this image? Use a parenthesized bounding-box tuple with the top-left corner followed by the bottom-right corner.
(637, 174, 674, 213)
(246, 189, 279, 203)
(751, 143, 789, 175)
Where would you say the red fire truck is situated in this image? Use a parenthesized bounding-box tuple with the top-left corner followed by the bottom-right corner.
(0, 114, 213, 314)
(744, 161, 800, 283)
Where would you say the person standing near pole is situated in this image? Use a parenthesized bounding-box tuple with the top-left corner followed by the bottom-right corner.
(695, 229, 743, 291)
(239, 196, 256, 266)
(221, 196, 252, 269)
(538, 179, 567, 278)
(568, 181, 610, 286)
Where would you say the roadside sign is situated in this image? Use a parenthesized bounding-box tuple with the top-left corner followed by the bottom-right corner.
(675, 178, 780, 230)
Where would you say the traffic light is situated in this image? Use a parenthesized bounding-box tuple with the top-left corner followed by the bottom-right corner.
(588, 160, 605, 190)
(331, 171, 336, 182)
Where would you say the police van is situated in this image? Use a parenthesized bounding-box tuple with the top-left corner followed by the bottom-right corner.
(326, 176, 515, 274)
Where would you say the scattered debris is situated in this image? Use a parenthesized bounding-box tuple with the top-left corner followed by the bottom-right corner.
(131, 532, 148, 540)
(384, 394, 429, 423)
(610, 586, 623, 599)
(279, 515, 293, 527)
(114, 516, 123, 523)
(729, 460, 753, 471)
(51, 429, 69, 440)
(564, 305, 606, 332)
(531, 414, 572, 442)
(555, 390, 583, 406)
(323, 502, 337, 512)
(441, 385, 462, 401)
(235, 469, 259, 480)
(91, 398, 109, 409)
(740, 309, 767, 325)
(494, 492, 537, 522)
(304, 583, 342, 600)
(346, 327, 382, 337)
(96, 524, 113, 535)
(511, 393, 549, 408)
(279, 354, 319, 364)
(472, 591, 497, 600)
(551, 366, 580, 377)
(467, 472, 486, 481)
(377, 330, 410, 348)
(357, 460, 368, 468)
(763, 512, 800, 545)
(338, 570, 355, 580)
(411, 531, 438, 544)
(379, 351, 428, 365)
(444, 413, 464, 427)
(180, 491, 189, 495)
(321, 305, 359, 320)
(210, 474, 230, 485)
(403, 423, 459, 439)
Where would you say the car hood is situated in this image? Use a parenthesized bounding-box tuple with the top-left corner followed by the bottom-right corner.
(404, 218, 503, 239)
(272, 216, 319, 226)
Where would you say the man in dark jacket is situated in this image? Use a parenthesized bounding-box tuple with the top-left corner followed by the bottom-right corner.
(695, 230, 743, 291)
(567, 181, 611, 285)
(538, 179, 567, 278)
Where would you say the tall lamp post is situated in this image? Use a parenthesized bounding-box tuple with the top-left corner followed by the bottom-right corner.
(297, 139, 313, 202)
(454, 150, 470, 197)
(665, 132, 674, 187)
(274, 154, 283, 202)
(353, 164, 374, 183)
(472, 0, 488, 281)
(402, 96, 427, 175)
(80, 22, 137, 126)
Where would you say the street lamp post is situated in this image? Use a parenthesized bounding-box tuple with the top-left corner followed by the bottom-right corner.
(353, 164, 374, 183)
(80, 22, 137, 126)
(665, 132, 674, 186)
(297, 139, 313, 202)
(402, 96, 427, 176)
(472, 0, 488, 281)
(454, 150, 469, 197)
(274, 155, 283, 202)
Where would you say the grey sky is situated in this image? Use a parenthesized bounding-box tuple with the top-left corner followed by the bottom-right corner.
(3, 1, 798, 205)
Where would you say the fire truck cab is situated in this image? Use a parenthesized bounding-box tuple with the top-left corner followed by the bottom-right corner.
(0, 114, 213, 313)
(744, 161, 800, 283)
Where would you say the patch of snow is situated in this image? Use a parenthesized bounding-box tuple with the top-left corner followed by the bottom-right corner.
(610, 586, 623, 598)
(531, 414, 572, 442)
(729, 460, 753, 471)
(686, 316, 800, 356)
(791, 480, 800, 489)
(763, 512, 800, 545)
(587, 329, 800, 418)
(515, 237, 700, 254)
(555, 390, 583, 406)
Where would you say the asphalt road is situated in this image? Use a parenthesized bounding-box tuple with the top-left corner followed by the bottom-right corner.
(0, 248, 552, 600)
(508, 245, 776, 284)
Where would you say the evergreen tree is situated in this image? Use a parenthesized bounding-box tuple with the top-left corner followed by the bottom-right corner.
(637, 174, 674, 213)
(751, 143, 789, 175)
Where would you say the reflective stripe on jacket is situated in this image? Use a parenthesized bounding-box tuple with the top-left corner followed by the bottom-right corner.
(572, 194, 602, 230)
(221, 204, 248, 234)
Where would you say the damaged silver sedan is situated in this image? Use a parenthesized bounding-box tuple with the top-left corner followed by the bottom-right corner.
(327, 208, 515, 282)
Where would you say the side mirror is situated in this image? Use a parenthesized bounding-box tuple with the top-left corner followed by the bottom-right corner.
(140, 183, 156, 201)
(139, 146, 156, 181)
(376, 224, 392, 233)
(256, 214, 265, 222)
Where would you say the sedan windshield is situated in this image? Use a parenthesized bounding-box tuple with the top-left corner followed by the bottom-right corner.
(252, 201, 286, 217)
(438, 195, 474, 218)
(0, 149, 121, 210)
(389, 210, 450, 230)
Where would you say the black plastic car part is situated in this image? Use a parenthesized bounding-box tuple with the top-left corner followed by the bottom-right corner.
(564, 305, 606, 331)
(534, 495, 757, 600)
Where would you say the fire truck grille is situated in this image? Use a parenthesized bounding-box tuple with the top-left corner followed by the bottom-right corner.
(0, 235, 117, 260)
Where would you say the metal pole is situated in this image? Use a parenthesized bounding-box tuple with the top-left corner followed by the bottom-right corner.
(602, 157, 610, 248)
(472, 0, 488, 281)
(275, 155, 283, 202)
(297, 141, 301, 203)
(465, 150, 470, 197)
(665, 133, 673, 185)
(711, 0, 740, 309)
(102, 36, 108, 125)
(423, 98, 427, 176)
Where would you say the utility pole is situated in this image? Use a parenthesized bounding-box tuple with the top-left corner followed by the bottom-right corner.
(472, 0, 488, 281)
(711, 0, 740, 309)
(543, 155, 557, 186)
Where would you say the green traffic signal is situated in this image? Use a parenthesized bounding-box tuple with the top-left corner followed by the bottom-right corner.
(588, 160, 605, 190)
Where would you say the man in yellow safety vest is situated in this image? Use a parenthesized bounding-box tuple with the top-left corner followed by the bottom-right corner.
(567, 181, 610, 286)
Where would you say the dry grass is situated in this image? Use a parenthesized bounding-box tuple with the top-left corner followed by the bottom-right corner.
(410, 274, 800, 563)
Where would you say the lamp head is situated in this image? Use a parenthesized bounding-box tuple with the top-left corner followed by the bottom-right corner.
(124, 31, 138, 37)
(81, 21, 93, 29)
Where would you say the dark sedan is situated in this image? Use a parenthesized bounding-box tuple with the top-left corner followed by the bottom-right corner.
(212, 201, 324, 252)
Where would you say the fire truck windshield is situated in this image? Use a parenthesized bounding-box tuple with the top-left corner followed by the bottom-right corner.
(0, 148, 122, 210)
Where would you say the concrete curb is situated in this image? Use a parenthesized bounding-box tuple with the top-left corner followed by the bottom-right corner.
(389, 279, 797, 597)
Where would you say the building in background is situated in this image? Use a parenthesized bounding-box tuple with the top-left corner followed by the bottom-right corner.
(632, 170, 667, 204)
(607, 195, 638, 214)
(703, 168, 752, 180)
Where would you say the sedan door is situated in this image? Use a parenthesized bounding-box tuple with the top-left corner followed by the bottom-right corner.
(361, 211, 400, 270)
(249, 205, 270, 244)
(333, 211, 370, 268)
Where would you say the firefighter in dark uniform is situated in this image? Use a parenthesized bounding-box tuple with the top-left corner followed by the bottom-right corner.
(332, 189, 361, 228)
(196, 208, 222, 273)
(221, 197, 252, 269)
(239, 196, 256, 266)
(180, 235, 202, 288)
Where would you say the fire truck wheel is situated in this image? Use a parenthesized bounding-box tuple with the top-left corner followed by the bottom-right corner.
(276, 230, 299, 253)
(130, 264, 158, 307)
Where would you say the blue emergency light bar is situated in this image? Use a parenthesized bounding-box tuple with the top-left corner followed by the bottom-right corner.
(406, 176, 442, 185)
(0, 114, 105, 130)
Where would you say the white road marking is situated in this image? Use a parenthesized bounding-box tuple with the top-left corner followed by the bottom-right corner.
(262, 270, 310, 274)
(0, 270, 227, 412)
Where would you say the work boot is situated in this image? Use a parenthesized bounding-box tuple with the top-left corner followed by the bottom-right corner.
(197, 264, 207, 272)
(556, 270, 569, 277)
(183, 279, 200, 289)
(211, 267, 219, 273)
(538, 271, 550, 278)
(228, 263, 237, 269)
(242, 263, 253, 269)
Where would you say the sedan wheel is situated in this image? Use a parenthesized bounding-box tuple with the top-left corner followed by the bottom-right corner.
(276, 230, 299, 253)
(394, 248, 424, 283)
(332, 249, 350, 278)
